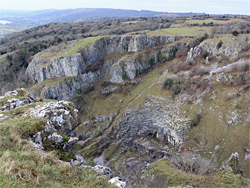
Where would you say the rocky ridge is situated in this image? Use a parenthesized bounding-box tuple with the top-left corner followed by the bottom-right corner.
(186, 35, 250, 62)
(26, 35, 187, 100)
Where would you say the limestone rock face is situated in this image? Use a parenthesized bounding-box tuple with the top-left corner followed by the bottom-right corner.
(26, 54, 85, 83)
(48, 132, 63, 143)
(30, 100, 79, 134)
(93, 165, 114, 178)
(0, 88, 35, 111)
(186, 36, 250, 62)
(113, 95, 191, 147)
(26, 35, 184, 100)
(29, 71, 102, 100)
(26, 36, 181, 83)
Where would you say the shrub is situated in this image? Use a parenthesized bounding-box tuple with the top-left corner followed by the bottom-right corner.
(77, 88, 82, 95)
(164, 78, 174, 88)
(191, 114, 201, 127)
(136, 69, 139, 76)
(172, 152, 216, 175)
(60, 133, 69, 142)
(158, 51, 163, 59)
(244, 64, 249, 71)
(216, 53, 225, 57)
(149, 57, 155, 66)
(232, 30, 239, 36)
(174, 86, 182, 95)
(217, 40, 223, 49)
(200, 33, 209, 41)
(122, 72, 127, 80)
(51, 96, 58, 100)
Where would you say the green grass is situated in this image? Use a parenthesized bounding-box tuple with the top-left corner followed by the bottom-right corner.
(150, 158, 247, 188)
(147, 27, 211, 36)
(185, 18, 214, 25)
(184, 18, 248, 25)
(204, 34, 250, 43)
(181, 82, 250, 177)
(30, 76, 74, 95)
(122, 21, 138, 24)
(0, 96, 113, 188)
(35, 36, 104, 59)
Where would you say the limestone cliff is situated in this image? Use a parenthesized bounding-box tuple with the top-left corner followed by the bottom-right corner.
(26, 35, 185, 100)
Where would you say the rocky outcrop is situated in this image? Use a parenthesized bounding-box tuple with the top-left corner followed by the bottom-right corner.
(78, 95, 191, 186)
(30, 100, 79, 134)
(108, 43, 183, 83)
(28, 70, 102, 100)
(186, 36, 250, 62)
(109, 177, 126, 188)
(220, 152, 242, 174)
(0, 88, 35, 111)
(26, 35, 181, 83)
(30, 100, 81, 151)
(26, 54, 85, 83)
(0, 89, 126, 187)
(0, 89, 80, 150)
(112, 95, 191, 147)
(26, 35, 186, 100)
(101, 78, 144, 95)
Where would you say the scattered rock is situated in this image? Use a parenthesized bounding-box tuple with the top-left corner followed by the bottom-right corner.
(68, 137, 79, 144)
(227, 110, 241, 126)
(30, 100, 80, 134)
(220, 152, 242, 174)
(214, 145, 220, 151)
(48, 132, 63, 143)
(1, 89, 35, 111)
(244, 146, 250, 160)
(93, 165, 114, 179)
(102, 86, 120, 95)
(108, 177, 126, 188)
(70, 153, 86, 166)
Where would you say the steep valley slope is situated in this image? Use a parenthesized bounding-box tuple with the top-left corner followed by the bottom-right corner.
(0, 32, 250, 187)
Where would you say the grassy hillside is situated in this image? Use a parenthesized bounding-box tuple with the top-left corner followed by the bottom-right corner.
(0, 95, 113, 188)
(149, 158, 247, 187)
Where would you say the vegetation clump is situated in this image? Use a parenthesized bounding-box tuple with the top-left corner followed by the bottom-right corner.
(217, 40, 223, 49)
(149, 57, 155, 66)
(232, 30, 239, 36)
(122, 72, 127, 80)
(243, 64, 249, 71)
(77, 88, 82, 95)
(163, 78, 174, 88)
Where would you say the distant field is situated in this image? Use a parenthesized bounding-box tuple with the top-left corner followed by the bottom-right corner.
(147, 27, 211, 36)
(123, 21, 138, 24)
(170, 23, 183, 28)
(185, 18, 248, 25)
(185, 18, 214, 25)
(214, 18, 248, 24)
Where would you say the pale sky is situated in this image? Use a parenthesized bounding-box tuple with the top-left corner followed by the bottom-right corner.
(1, 0, 250, 15)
